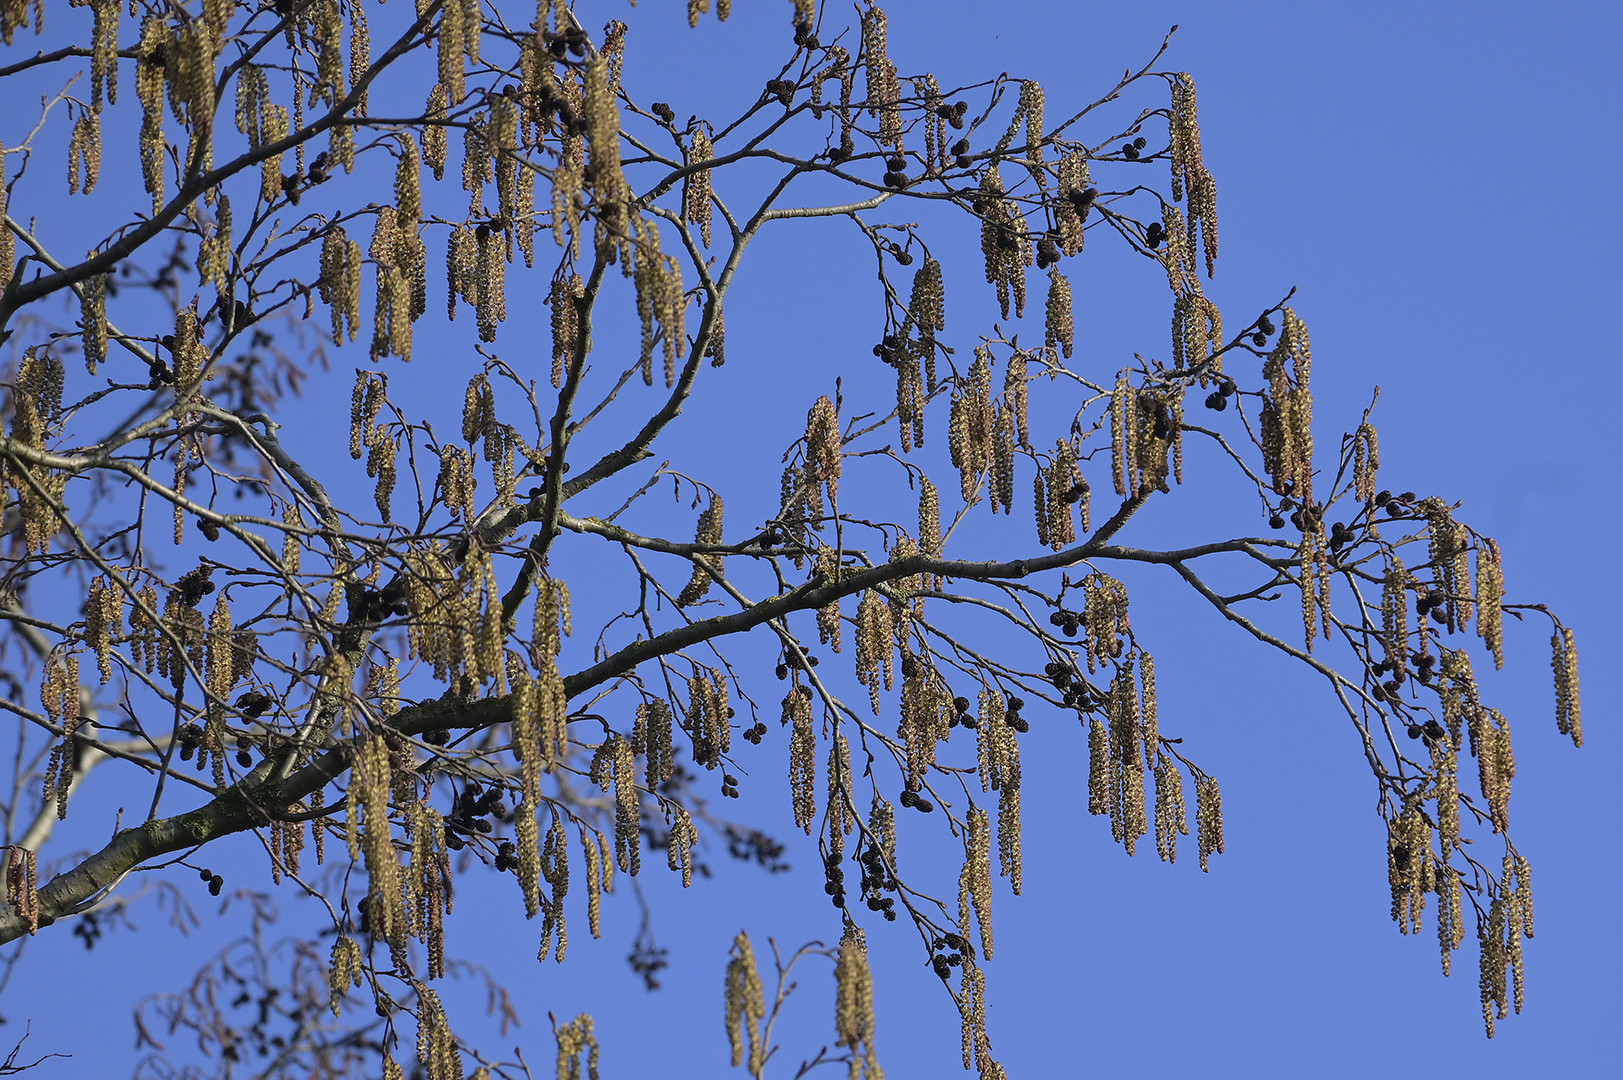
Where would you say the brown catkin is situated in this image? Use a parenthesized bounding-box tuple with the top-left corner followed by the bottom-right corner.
(1195, 774, 1224, 872)
(5, 847, 39, 935)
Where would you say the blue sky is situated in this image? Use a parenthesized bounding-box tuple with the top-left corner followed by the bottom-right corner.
(5, 1, 1621, 1077)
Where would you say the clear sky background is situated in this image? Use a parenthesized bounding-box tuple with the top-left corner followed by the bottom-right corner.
(5, 2, 1621, 1078)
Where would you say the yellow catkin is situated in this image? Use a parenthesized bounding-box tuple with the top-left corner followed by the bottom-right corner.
(205, 594, 235, 702)
(787, 686, 817, 832)
(1387, 803, 1434, 934)
(1476, 538, 1505, 669)
(676, 494, 725, 606)
(1471, 707, 1516, 835)
(130, 585, 160, 674)
(512, 668, 541, 803)
(1353, 421, 1380, 505)
(0, 139, 12, 293)
(724, 930, 767, 1072)
(356, 736, 402, 950)
(1107, 661, 1147, 854)
(804, 394, 842, 505)
(413, 982, 460, 1080)
(1437, 863, 1465, 976)
(918, 477, 942, 591)
(553, 1014, 600, 1080)
(422, 82, 449, 180)
(549, 273, 586, 388)
(996, 728, 1023, 895)
(1380, 555, 1410, 679)
(259, 103, 289, 205)
(538, 809, 570, 962)
(515, 796, 542, 918)
(960, 962, 988, 1072)
(583, 54, 627, 255)
(1420, 497, 1472, 632)
(637, 699, 674, 790)
(68, 110, 101, 195)
(685, 127, 714, 247)
(135, 15, 167, 211)
(1262, 309, 1314, 507)
(828, 732, 853, 842)
(84, 576, 121, 685)
(198, 195, 233, 294)
(1044, 267, 1074, 359)
(989, 406, 1015, 514)
(812, 547, 843, 651)
(667, 805, 699, 887)
(327, 934, 363, 1016)
(963, 805, 994, 960)
(79, 268, 106, 374)
(1153, 758, 1187, 864)
(1432, 736, 1460, 857)
(854, 590, 894, 714)
(580, 828, 603, 939)
(319, 225, 359, 343)
(1170, 73, 1218, 277)
(348, 3, 371, 112)
(899, 650, 947, 792)
(612, 733, 640, 875)
(833, 923, 883, 1080)
(977, 166, 1031, 319)
(1552, 625, 1580, 747)
(1110, 370, 1133, 497)
(1045, 440, 1084, 550)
